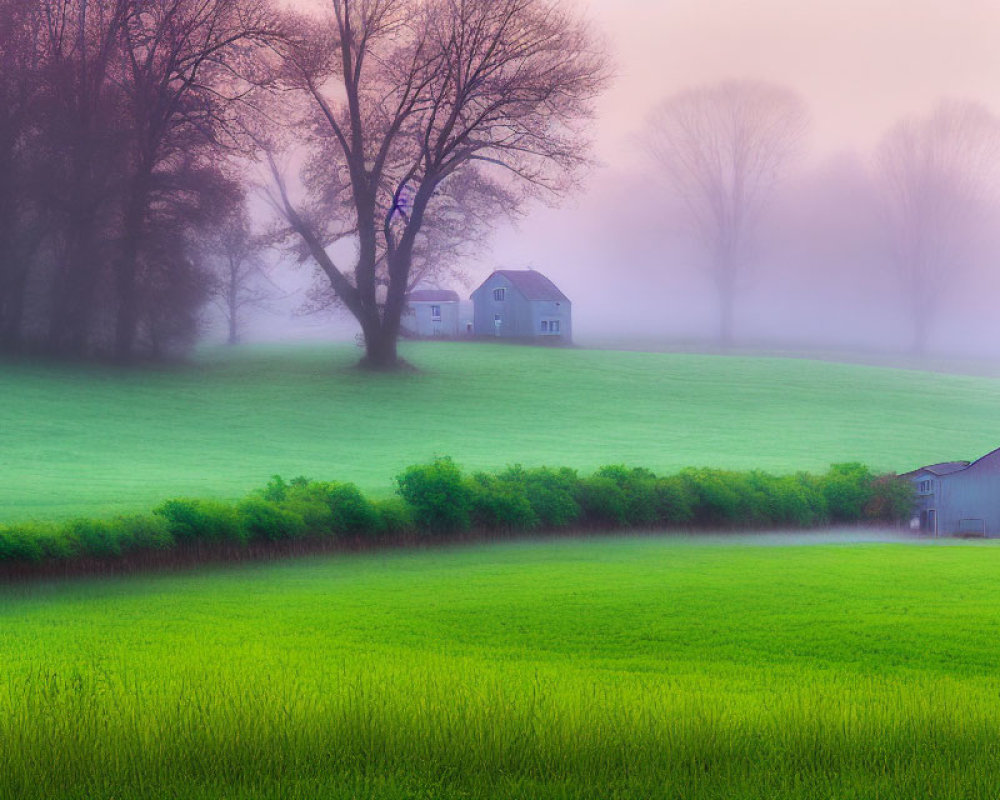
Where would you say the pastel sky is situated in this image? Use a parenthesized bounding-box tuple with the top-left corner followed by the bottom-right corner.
(584, 0, 1000, 163)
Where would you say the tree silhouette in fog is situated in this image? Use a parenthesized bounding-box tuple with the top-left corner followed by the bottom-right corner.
(640, 80, 808, 347)
(875, 100, 1000, 355)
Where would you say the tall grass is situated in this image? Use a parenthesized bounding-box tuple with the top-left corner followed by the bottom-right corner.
(3, 536, 1000, 798)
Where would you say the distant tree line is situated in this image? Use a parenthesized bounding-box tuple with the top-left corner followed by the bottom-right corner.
(0, 0, 277, 360)
(640, 82, 1000, 355)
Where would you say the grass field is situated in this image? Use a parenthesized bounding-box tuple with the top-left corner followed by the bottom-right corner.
(3, 342, 1000, 523)
(3, 534, 1000, 799)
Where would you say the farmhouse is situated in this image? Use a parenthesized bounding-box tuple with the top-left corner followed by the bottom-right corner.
(902, 448, 1000, 536)
(470, 270, 571, 343)
(402, 289, 461, 338)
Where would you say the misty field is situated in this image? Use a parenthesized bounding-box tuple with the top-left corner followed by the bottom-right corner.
(4, 342, 1000, 523)
(2, 535, 1000, 799)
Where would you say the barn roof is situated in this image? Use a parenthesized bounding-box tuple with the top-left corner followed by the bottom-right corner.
(922, 461, 972, 476)
(407, 289, 460, 303)
(488, 270, 569, 302)
(901, 460, 971, 478)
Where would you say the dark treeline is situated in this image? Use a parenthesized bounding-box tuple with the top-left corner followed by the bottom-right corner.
(0, 0, 275, 361)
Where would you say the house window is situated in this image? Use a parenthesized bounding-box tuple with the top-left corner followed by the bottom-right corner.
(541, 321, 549, 332)
(493, 287, 506, 301)
(918, 479, 933, 493)
(550, 320, 560, 333)
(430, 305, 441, 320)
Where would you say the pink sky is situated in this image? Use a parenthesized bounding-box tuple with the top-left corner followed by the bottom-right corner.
(586, 0, 1000, 162)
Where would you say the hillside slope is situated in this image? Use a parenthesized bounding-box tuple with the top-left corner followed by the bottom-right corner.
(2, 342, 998, 521)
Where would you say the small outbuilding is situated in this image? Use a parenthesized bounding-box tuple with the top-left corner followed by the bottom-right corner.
(470, 269, 571, 343)
(402, 289, 461, 338)
(901, 448, 1000, 536)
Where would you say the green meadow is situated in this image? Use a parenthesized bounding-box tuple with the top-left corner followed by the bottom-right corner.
(3, 341, 1000, 522)
(4, 535, 1000, 799)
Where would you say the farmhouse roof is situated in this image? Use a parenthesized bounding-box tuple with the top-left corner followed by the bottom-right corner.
(407, 289, 460, 303)
(489, 270, 569, 302)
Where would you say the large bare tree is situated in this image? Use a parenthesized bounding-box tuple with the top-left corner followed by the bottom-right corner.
(640, 80, 809, 346)
(262, 0, 609, 369)
(875, 100, 1000, 355)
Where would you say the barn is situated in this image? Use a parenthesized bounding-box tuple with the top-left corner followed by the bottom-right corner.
(470, 269, 571, 342)
(902, 448, 1000, 536)
(402, 289, 461, 338)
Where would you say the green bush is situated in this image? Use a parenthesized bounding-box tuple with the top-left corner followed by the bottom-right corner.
(576, 476, 629, 526)
(768, 474, 824, 526)
(595, 465, 660, 525)
(32, 524, 80, 561)
(322, 482, 382, 536)
(278, 483, 336, 534)
(865, 474, 915, 523)
(154, 498, 248, 544)
(396, 458, 473, 533)
(468, 472, 538, 531)
(822, 462, 874, 523)
(65, 518, 126, 558)
(0, 524, 49, 563)
(281, 480, 382, 537)
(116, 515, 174, 552)
(237, 497, 307, 542)
(654, 476, 695, 524)
(678, 468, 743, 526)
(498, 466, 581, 528)
(373, 497, 415, 537)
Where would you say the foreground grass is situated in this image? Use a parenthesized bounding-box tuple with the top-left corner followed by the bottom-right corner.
(3, 534, 1000, 799)
(4, 341, 1000, 521)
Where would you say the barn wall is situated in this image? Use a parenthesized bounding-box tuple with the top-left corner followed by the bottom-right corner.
(939, 453, 1000, 537)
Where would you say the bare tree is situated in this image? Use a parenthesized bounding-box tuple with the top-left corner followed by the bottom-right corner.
(261, 0, 609, 369)
(640, 80, 809, 346)
(875, 100, 1000, 355)
(111, 0, 279, 360)
(204, 208, 275, 345)
(290, 165, 498, 318)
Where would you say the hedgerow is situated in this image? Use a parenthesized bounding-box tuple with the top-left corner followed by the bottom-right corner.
(0, 461, 915, 567)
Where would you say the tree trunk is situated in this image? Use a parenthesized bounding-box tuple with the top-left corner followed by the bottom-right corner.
(0, 264, 29, 352)
(227, 313, 238, 346)
(114, 175, 149, 362)
(48, 216, 99, 358)
(360, 323, 399, 369)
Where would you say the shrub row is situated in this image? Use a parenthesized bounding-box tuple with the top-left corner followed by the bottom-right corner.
(0, 460, 914, 567)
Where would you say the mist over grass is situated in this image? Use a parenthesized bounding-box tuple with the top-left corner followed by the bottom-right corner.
(3, 341, 1000, 522)
(4, 535, 1000, 799)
